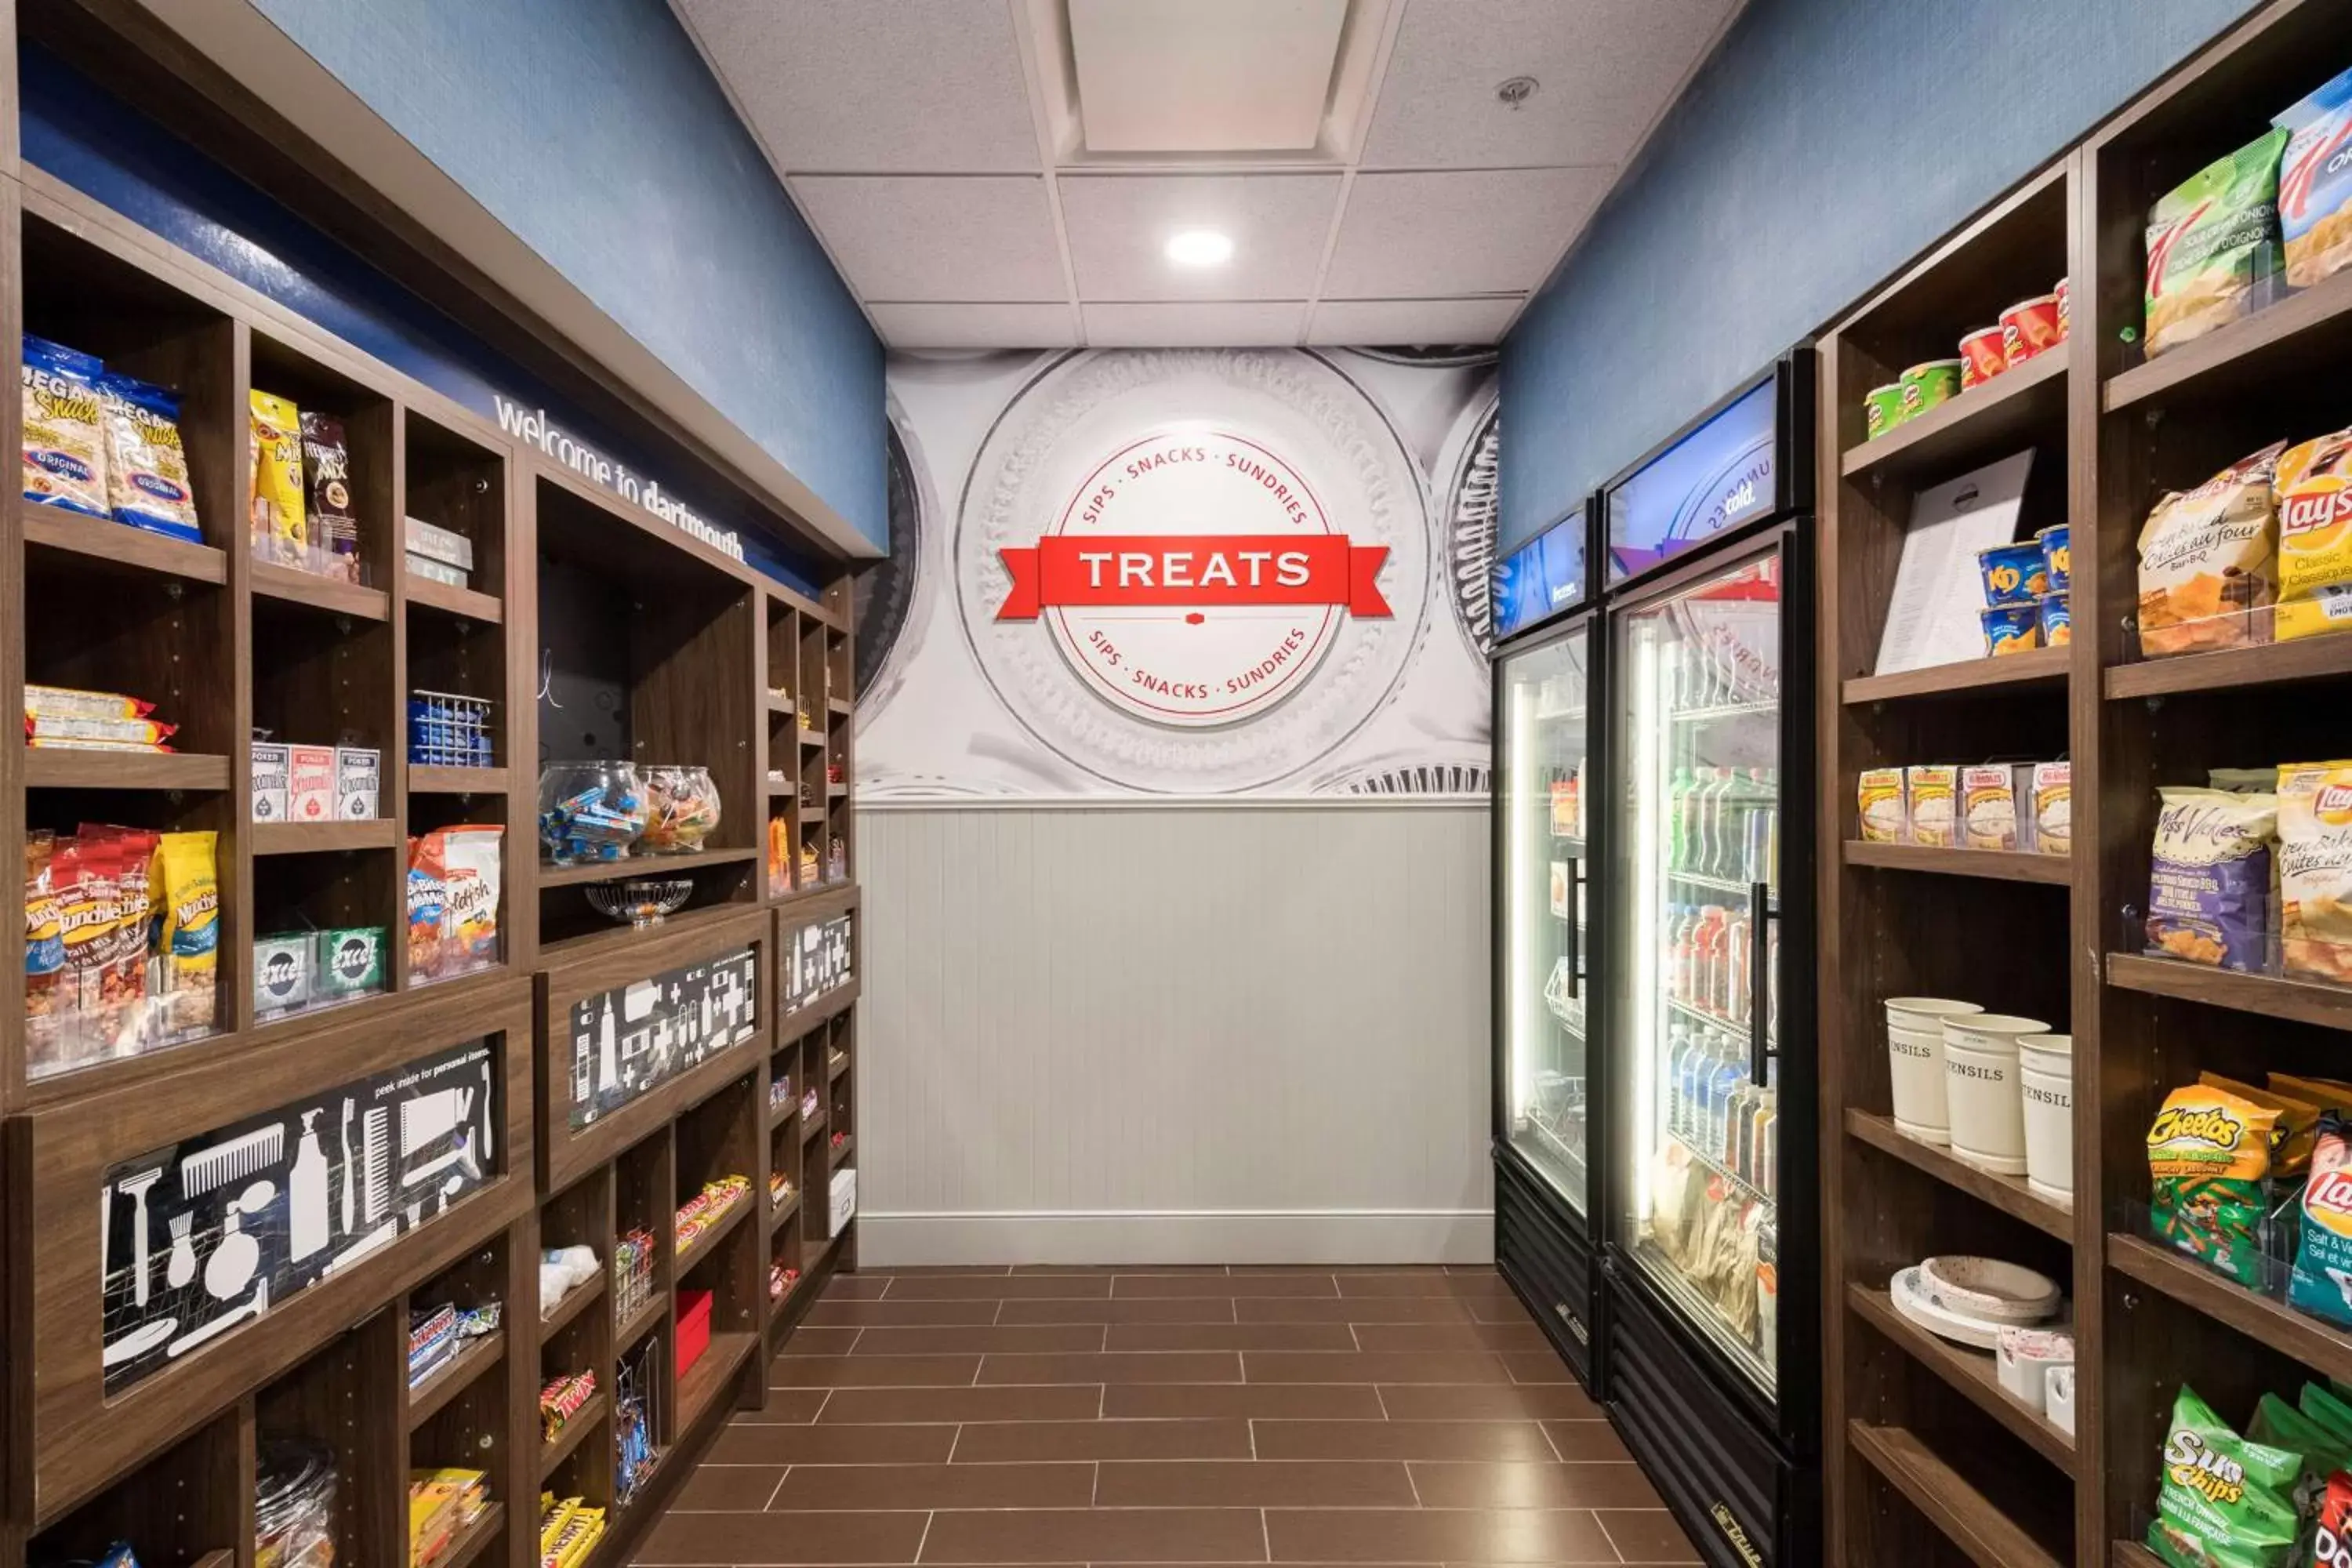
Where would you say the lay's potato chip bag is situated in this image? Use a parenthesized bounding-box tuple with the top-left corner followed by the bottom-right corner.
(2280, 761, 2352, 985)
(2275, 430, 2352, 643)
(2292, 1112, 2352, 1330)
(2151, 1083, 2285, 1289)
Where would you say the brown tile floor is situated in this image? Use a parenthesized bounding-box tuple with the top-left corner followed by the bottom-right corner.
(635, 1265, 1704, 1566)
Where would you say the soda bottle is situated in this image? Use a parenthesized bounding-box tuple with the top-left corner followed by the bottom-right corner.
(1665, 767, 1690, 869)
(1723, 907, 1750, 1020)
(1706, 1047, 1746, 1163)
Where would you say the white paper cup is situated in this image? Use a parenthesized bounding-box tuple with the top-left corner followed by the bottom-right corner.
(1886, 1025, 1951, 1139)
(1944, 1015, 2045, 1175)
(2018, 1033, 2074, 1200)
(1886, 996, 1984, 1035)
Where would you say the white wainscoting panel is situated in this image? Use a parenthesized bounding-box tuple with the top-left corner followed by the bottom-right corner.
(856, 804, 1494, 1265)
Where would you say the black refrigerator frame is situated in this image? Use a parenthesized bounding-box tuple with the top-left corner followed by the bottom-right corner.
(1488, 496, 1606, 1386)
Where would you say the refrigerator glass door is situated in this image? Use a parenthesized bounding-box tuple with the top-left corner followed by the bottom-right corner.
(1500, 625, 1593, 1215)
(1612, 549, 1783, 1399)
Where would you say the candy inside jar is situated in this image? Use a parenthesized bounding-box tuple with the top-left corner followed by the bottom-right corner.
(640, 764, 721, 854)
(537, 761, 649, 866)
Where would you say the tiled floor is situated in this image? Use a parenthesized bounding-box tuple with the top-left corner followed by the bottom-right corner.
(636, 1265, 1703, 1566)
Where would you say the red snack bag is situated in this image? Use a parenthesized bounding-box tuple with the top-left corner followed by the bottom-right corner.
(2316, 1471, 2352, 1565)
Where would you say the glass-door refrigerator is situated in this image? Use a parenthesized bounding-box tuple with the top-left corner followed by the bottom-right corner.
(1598, 361, 1817, 1568)
(1490, 506, 1602, 1381)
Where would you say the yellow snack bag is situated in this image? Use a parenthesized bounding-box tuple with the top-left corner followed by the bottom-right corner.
(2149, 1082, 2283, 1287)
(2278, 430, 2352, 642)
(248, 388, 306, 568)
(2278, 759, 2352, 982)
(155, 831, 219, 1035)
(1904, 765, 1956, 848)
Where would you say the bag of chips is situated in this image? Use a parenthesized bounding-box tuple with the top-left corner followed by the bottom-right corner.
(98, 374, 201, 543)
(2150, 787, 2278, 971)
(2292, 1113, 2352, 1330)
(299, 412, 359, 583)
(407, 833, 446, 981)
(2279, 760, 2352, 982)
(24, 830, 61, 1071)
(2147, 1385, 2305, 1568)
(248, 388, 306, 568)
(440, 825, 503, 978)
(21, 335, 108, 517)
(2151, 1083, 2285, 1288)
(154, 830, 218, 1036)
(2140, 444, 2285, 655)
(2146, 128, 2290, 357)
(2277, 64, 2352, 289)
(2204, 1072, 2325, 1178)
(2314, 1471, 2352, 1568)
(2276, 430, 2352, 644)
(2307, 1383, 2352, 1450)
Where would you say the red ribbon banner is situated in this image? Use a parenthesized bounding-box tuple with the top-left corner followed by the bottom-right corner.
(997, 535, 1391, 621)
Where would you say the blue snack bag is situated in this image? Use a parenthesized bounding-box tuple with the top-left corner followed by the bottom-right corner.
(21, 334, 108, 517)
(2292, 1111, 2352, 1327)
(2278, 64, 2352, 289)
(97, 373, 203, 543)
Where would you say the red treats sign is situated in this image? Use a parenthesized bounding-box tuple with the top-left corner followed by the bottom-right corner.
(995, 431, 1392, 726)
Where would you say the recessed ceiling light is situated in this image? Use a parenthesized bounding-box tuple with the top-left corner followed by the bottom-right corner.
(1166, 230, 1235, 268)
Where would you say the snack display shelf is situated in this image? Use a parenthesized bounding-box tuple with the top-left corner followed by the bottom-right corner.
(617, 1293, 666, 1356)
(1848, 1421, 2065, 1568)
(828, 1049, 851, 1082)
(829, 1134, 855, 1168)
(537, 845, 760, 889)
(826, 698, 852, 717)
(2102, 256, 2352, 412)
(22, 503, 228, 583)
(1846, 1109, 2072, 1243)
(799, 731, 826, 748)
(1842, 643, 2070, 705)
(432, 1501, 506, 1568)
(2108, 1232, 2352, 1387)
(2102, 631, 2352, 699)
(538, 1392, 606, 1480)
(800, 1109, 829, 1142)
(249, 558, 391, 620)
(1840, 840, 2071, 884)
(24, 748, 230, 790)
(1839, 343, 2070, 481)
(535, 900, 753, 965)
(402, 572, 502, 623)
(677, 1330, 757, 1436)
(540, 1275, 607, 1338)
(2105, 951, 2352, 1032)
(405, 1328, 506, 1431)
(675, 1193, 751, 1275)
(409, 764, 509, 795)
(768, 1191, 803, 1234)
(2111, 1544, 2164, 1568)
(766, 693, 795, 716)
(249, 818, 399, 855)
(1847, 1283, 2076, 1472)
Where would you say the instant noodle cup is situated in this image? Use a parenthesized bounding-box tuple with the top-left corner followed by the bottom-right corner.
(2001, 295, 2063, 364)
(1863, 383, 1905, 441)
(1899, 359, 1962, 419)
(1958, 326, 2008, 389)
(2038, 592, 2071, 647)
(1982, 603, 2040, 655)
(2036, 523, 2071, 593)
(1977, 541, 2049, 605)
(2053, 276, 2070, 339)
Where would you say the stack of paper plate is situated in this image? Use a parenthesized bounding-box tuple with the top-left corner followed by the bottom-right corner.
(1889, 1257, 2063, 1349)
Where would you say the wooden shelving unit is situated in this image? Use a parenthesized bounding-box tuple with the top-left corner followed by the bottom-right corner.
(0, 11, 870, 1563)
(1820, 5, 2352, 1563)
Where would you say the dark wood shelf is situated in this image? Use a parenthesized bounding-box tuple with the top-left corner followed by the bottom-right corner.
(409, 764, 508, 795)
(539, 1273, 606, 1338)
(616, 1290, 666, 1354)
(22, 505, 227, 584)
(1847, 1110, 2072, 1242)
(250, 818, 398, 855)
(829, 1134, 854, 1168)
(250, 558, 391, 621)
(1842, 840, 2071, 884)
(799, 805, 827, 825)
(1840, 347, 2069, 481)
(538, 1391, 606, 1482)
(766, 693, 795, 716)
(677, 1330, 755, 1435)
(779, 978, 861, 1033)
(2113, 1544, 2164, 1568)
(2104, 262, 2352, 412)
(406, 1329, 504, 1431)
(800, 1109, 829, 1142)
(404, 572, 503, 624)
(434, 1501, 506, 1568)
(799, 730, 826, 749)
(2107, 952, 2352, 1031)
(675, 1192, 751, 1276)
(1843, 644, 2070, 705)
(766, 779, 795, 797)
(827, 783, 849, 798)
(1848, 1283, 2074, 1472)
(826, 697, 851, 717)
(535, 901, 759, 965)
(828, 1050, 849, 1083)
(1848, 1420, 2063, 1568)
(769, 1190, 802, 1233)
(536, 845, 758, 887)
(25, 749, 230, 791)
(767, 1095, 797, 1133)
(2111, 1232, 2352, 1381)
(2106, 633, 2352, 699)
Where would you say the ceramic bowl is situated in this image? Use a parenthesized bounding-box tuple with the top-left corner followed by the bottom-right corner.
(1918, 1255, 2062, 1324)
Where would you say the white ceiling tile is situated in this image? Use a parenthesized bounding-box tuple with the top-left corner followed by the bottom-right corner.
(675, 0, 1042, 172)
(789, 176, 1065, 302)
(1058, 174, 1343, 301)
(1070, 0, 1347, 153)
(867, 302, 1079, 349)
(1323, 168, 1611, 298)
(1359, 0, 1741, 169)
(1306, 296, 1523, 346)
(1082, 301, 1307, 347)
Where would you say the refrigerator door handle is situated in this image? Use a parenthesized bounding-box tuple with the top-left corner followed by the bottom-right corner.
(1748, 881, 1776, 1083)
(1564, 855, 1581, 1000)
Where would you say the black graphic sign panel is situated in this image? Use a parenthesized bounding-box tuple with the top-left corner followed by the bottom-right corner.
(567, 947, 757, 1130)
(782, 914, 853, 1015)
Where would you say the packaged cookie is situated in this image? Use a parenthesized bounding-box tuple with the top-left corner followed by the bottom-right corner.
(299, 412, 359, 583)
(2149, 1082, 2284, 1287)
(1857, 768, 1906, 843)
(2138, 442, 2285, 655)
(1904, 765, 1957, 848)
(98, 373, 201, 543)
(2147, 786, 2276, 971)
(2277, 759, 2352, 982)
(248, 388, 306, 568)
(2274, 428, 2352, 643)
(21, 335, 107, 517)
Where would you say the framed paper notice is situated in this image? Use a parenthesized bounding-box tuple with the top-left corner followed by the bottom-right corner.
(1874, 451, 2037, 676)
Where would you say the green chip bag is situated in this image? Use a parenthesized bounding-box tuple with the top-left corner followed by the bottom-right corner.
(2246, 1391, 2338, 1518)
(2305, 1382, 2352, 1451)
(2146, 128, 2289, 358)
(2148, 1386, 2306, 1568)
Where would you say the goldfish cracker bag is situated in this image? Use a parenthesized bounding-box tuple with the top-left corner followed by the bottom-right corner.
(248, 389, 306, 568)
(2140, 443, 2285, 655)
(2151, 1083, 2285, 1288)
(2277, 430, 2352, 644)
(2279, 760, 2352, 983)
(2147, 1385, 2304, 1568)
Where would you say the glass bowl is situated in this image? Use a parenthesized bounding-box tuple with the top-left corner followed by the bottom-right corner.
(584, 878, 695, 927)
(640, 764, 721, 855)
(538, 761, 648, 866)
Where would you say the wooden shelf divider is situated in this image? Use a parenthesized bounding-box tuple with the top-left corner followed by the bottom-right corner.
(1846, 1110, 2072, 1242)
(1848, 1283, 2075, 1472)
(1841, 840, 2072, 885)
(1849, 1421, 2064, 1568)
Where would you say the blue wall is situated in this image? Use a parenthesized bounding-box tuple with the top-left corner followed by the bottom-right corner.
(249, 0, 886, 550)
(1498, 0, 2261, 551)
